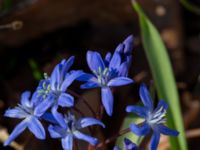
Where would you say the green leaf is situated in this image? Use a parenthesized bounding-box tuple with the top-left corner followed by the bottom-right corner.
(131, 1, 187, 150)
(29, 59, 42, 81)
(115, 114, 143, 149)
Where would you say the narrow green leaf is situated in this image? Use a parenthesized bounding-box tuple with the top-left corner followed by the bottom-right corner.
(180, 0, 200, 15)
(131, 1, 187, 150)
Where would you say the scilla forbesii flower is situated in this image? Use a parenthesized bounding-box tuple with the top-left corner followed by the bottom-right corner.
(79, 35, 134, 116)
(113, 138, 138, 150)
(35, 56, 83, 127)
(126, 83, 179, 150)
(4, 91, 45, 146)
(48, 112, 105, 150)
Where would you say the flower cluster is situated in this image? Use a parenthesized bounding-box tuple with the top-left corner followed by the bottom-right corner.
(3, 35, 179, 150)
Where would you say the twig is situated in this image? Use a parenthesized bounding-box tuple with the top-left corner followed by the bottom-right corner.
(133, 71, 147, 83)
(67, 89, 96, 117)
(73, 107, 85, 117)
(0, 21, 23, 30)
(73, 107, 93, 134)
(186, 128, 200, 138)
(96, 128, 130, 149)
(0, 128, 24, 150)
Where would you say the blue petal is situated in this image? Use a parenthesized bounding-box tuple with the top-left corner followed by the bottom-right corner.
(115, 44, 124, 53)
(76, 117, 105, 129)
(139, 83, 153, 111)
(61, 70, 84, 91)
(51, 105, 66, 128)
(124, 138, 138, 150)
(76, 73, 95, 81)
(109, 52, 121, 70)
(34, 94, 54, 117)
(130, 122, 150, 136)
(105, 52, 112, 64)
(156, 124, 179, 136)
(80, 81, 99, 89)
(150, 132, 160, 150)
(41, 112, 58, 124)
(118, 62, 129, 77)
(123, 35, 134, 54)
(58, 93, 74, 107)
(101, 87, 114, 116)
(48, 125, 62, 138)
(107, 77, 133, 87)
(86, 51, 105, 72)
(60, 56, 75, 79)
(61, 134, 73, 150)
(20, 91, 32, 107)
(50, 63, 61, 90)
(4, 120, 27, 146)
(126, 105, 147, 118)
(74, 131, 98, 146)
(154, 100, 168, 112)
(4, 107, 27, 119)
(27, 117, 45, 139)
(31, 91, 41, 107)
(113, 146, 121, 150)
(125, 56, 132, 69)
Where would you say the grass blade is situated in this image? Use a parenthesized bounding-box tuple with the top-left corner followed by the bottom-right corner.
(131, 1, 188, 150)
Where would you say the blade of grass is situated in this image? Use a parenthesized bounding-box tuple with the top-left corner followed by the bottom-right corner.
(131, 1, 187, 150)
(180, 0, 200, 15)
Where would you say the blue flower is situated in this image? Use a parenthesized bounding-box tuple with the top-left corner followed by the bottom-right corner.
(113, 35, 134, 76)
(4, 91, 46, 146)
(126, 83, 179, 150)
(48, 112, 105, 150)
(113, 138, 138, 150)
(78, 36, 134, 116)
(35, 56, 83, 126)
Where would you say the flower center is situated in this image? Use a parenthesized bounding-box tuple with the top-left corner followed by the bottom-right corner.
(93, 67, 118, 86)
(37, 81, 51, 99)
(147, 106, 166, 125)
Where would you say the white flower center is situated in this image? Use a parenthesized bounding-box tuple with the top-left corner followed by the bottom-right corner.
(93, 67, 118, 86)
(147, 106, 166, 125)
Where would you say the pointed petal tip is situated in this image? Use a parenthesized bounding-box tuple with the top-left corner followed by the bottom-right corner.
(157, 124, 179, 137)
(139, 83, 153, 110)
(106, 109, 113, 116)
(3, 140, 9, 147)
(101, 88, 113, 117)
(107, 77, 133, 87)
(124, 35, 134, 43)
(69, 55, 75, 61)
(125, 106, 132, 113)
(86, 50, 105, 72)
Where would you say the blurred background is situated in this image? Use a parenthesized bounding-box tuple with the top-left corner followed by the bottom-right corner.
(0, 0, 199, 150)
